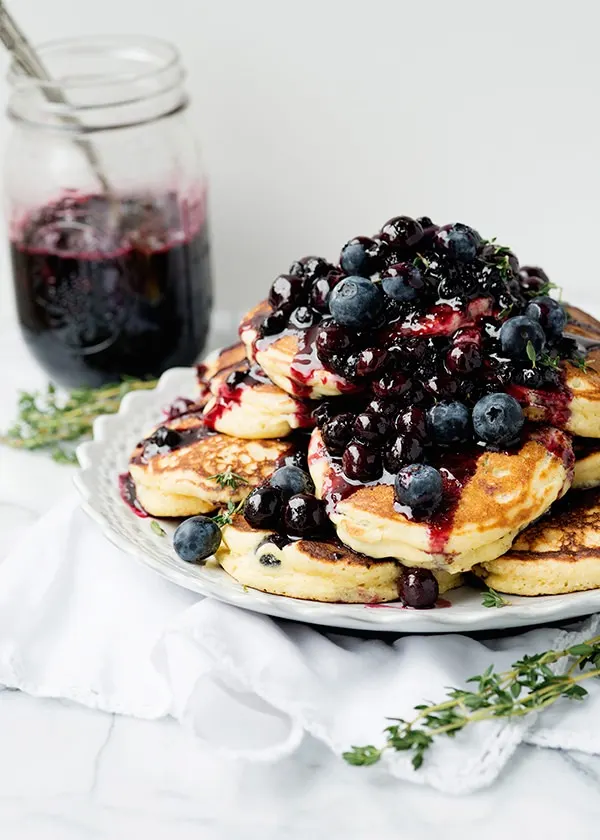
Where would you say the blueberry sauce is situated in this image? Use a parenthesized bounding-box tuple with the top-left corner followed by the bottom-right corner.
(202, 360, 315, 431)
(11, 191, 212, 387)
(118, 472, 148, 518)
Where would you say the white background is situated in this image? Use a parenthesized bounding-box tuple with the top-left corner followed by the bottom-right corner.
(0, 0, 599, 319)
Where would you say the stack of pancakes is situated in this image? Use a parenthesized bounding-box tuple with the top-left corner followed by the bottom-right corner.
(124, 301, 600, 603)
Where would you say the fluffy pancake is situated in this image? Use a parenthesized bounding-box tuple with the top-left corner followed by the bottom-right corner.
(573, 438, 600, 490)
(217, 515, 462, 602)
(200, 346, 314, 439)
(239, 301, 360, 399)
(128, 414, 295, 517)
(509, 305, 600, 437)
(474, 489, 600, 595)
(308, 427, 574, 574)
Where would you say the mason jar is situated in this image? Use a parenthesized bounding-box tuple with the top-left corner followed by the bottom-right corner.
(5, 35, 212, 387)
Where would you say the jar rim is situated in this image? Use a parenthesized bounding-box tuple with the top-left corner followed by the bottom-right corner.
(7, 35, 187, 130)
(7, 34, 181, 92)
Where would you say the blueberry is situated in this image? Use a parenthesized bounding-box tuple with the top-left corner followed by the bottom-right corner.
(342, 441, 383, 481)
(310, 271, 343, 313)
(149, 426, 181, 449)
(356, 347, 388, 377)
(243, 486, 284, 529)
(394, 464, 443, 516)
(435, 223, 480, 262)
(380, 216, 424, 249)
(382, 262, 424, 302)
(289, 305, 318, 329)
(312, 401, 336, 428)
(472, 393, 524, 446)
(269, 465, 314, 497)
(284, 494, 328, 537)
(500, 315, 546, 360)
(300, 256, 334, 282)
(315, 321, 351, 361)
(525, 296, 567, 339)
(256, 533, 290, 566)
(427, 401, 471, 444)
(416, 216, 434, 228)
(173, 516, 222, 563)
(372, 371, 411, 398)
(354, 412, 390, 443)
(268, 274, 306, 311)
(395, 406, 427, 440)
(328, 276, 384, 328)
(322, 413, 355, 455)
(340, 236, 386, 277)
(384, 435, 425, 473)
(260, 309, 288, 337)
(445, 342, 482, 375)
(399, 567, 439, 609)
(513, 367, 543, 388)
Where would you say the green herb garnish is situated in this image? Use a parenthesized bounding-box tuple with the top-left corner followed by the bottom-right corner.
(208, 470, 250, 490)
(1, 379, 158, 462)
(573, 356, 589, 373)
(481, 587, 510, 608)
(539, 353, 561, 371)
(212, 500, 245, 528)
(526, 341, 537, 367)
(151, 520, 166, 537)
(343, 635, 600, 771)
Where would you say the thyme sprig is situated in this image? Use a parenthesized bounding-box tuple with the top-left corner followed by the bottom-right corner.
(208, 470, 250, 490)
(1, 379, 158, 463)
(343, 636, 600, 771)
(481, 587, 511, 608)
(212, 500, 245, 528)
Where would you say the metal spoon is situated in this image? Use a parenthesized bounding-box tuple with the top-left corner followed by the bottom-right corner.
(0, 1, 111, 193)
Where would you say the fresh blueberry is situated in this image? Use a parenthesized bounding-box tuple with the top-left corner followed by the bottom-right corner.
(283, 494, 329, 537)
(382, 262, 424, 302)
(322, 413, 355, 455)
(173, 516, 222, 563)
(427, 401, 471, 444)
(269, 465, 315, 497)
(399, 567, 439, 609)
(340, 236, 386, 277)
(472, 393, 524, 446)
(500, 315, 546, 360)
(525, 296, 567, 339)
(289, 305, 318, 329)
(148, 426, 181, 450)
(394, 464, 443, 516)
(243, 486, 284, 529)
(328, 276, 384, 328)
(380, 216, 424, 249)
(342, 441, 383, 481)
(435, 223, 480, 262)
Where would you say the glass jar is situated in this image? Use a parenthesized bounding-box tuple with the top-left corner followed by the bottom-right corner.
(5, 36, 212, 387)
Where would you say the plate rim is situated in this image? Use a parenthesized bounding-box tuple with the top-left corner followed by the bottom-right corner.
(74, 365, 600, 633)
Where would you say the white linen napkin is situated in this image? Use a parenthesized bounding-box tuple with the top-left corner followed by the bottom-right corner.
(0, 495, 599, 795)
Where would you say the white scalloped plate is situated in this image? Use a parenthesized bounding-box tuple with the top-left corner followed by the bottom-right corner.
(74, 367, 600, 633)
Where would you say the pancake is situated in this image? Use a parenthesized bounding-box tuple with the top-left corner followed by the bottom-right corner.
(308, 426, 574, 575)
(217, 515, 462, 603)
(474, 488, 600, 595)
(239, 301, 361, 399)
(509, 305, 600, 438)
(128, 413, 295, 517)
(201, 349, 315, 440)
(573, 438, 600, 490)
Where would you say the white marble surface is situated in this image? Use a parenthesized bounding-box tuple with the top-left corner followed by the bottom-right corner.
(1, 323, 600, 839)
